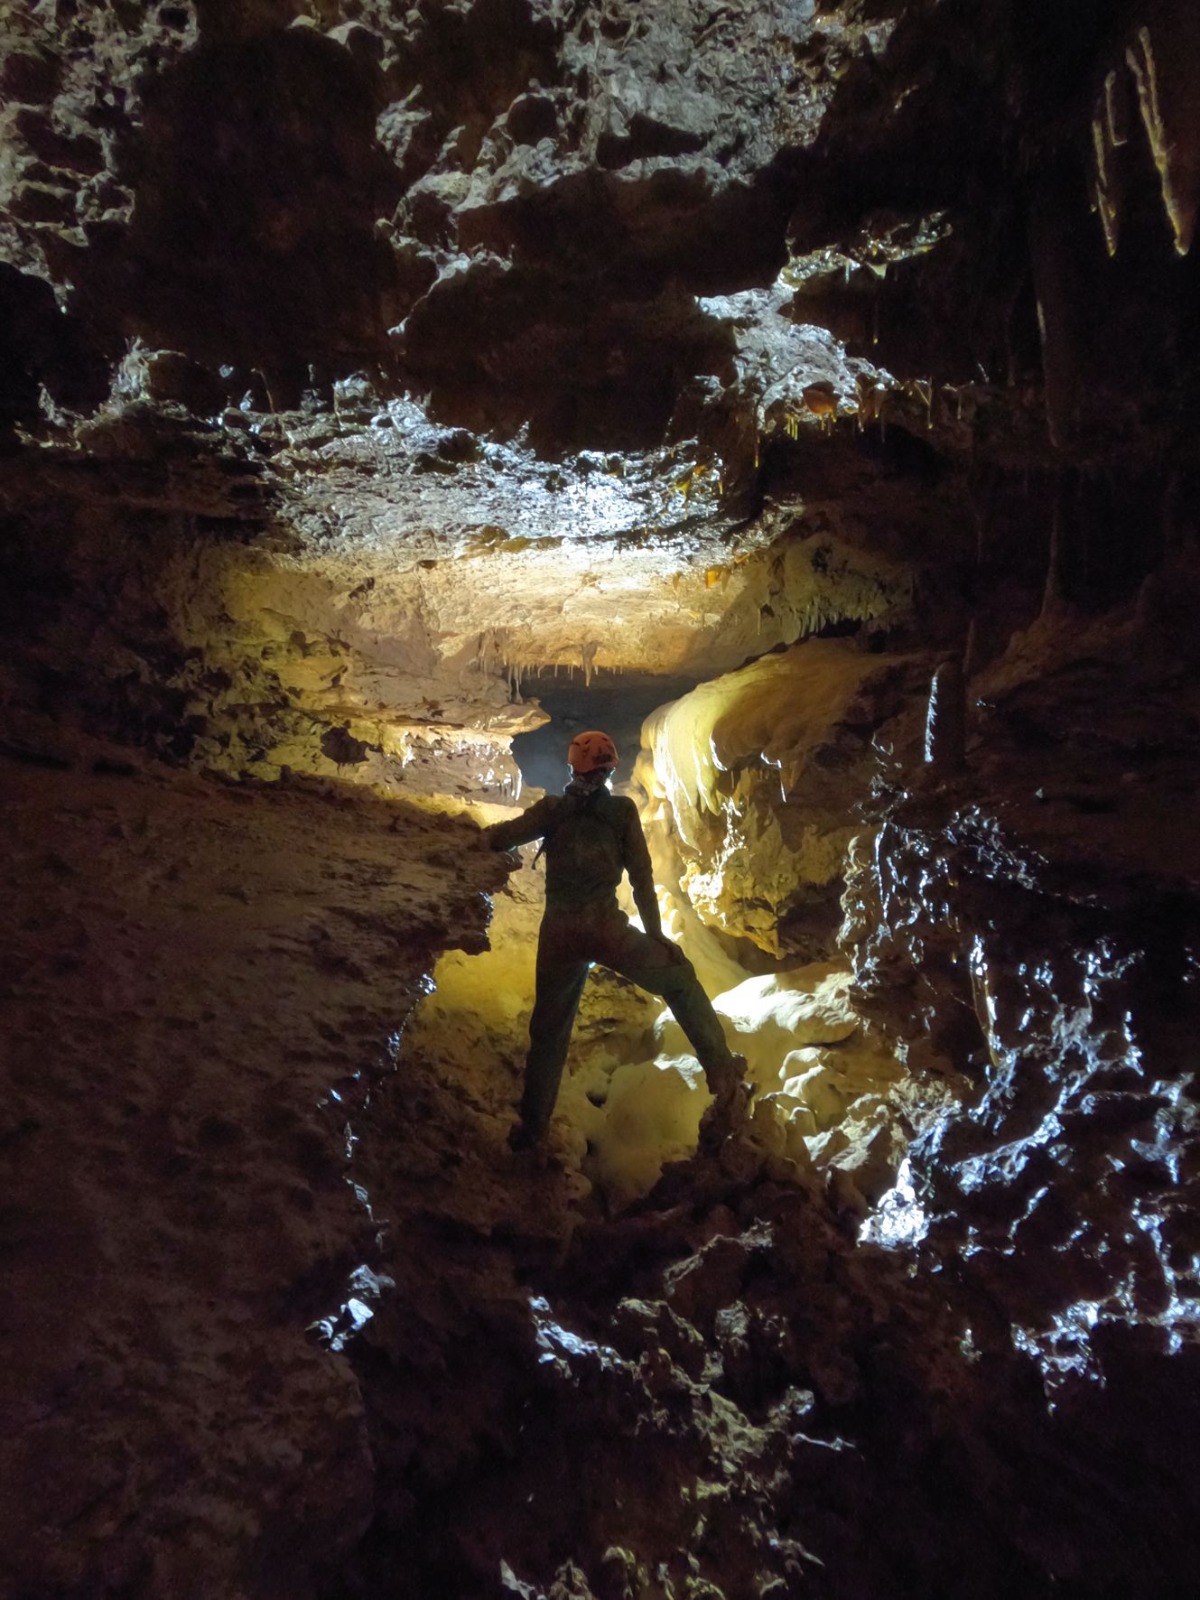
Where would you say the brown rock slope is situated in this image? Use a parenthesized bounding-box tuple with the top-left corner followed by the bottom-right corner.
(0, 748, 511, 1598)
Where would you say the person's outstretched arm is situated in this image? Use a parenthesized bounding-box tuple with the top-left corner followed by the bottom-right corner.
(484, 795, 558, 852)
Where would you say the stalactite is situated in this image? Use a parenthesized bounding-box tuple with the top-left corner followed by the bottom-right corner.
(474, 627, 506, 679)
(1088, 61, 1136, 257)
(854, 372, 890, 434)
(924, 657, 966, 771)
(1105, 65, 1130, 148)
(1126, 25, 1196, 256)
(1030, 172, 1082, 452)
(1091, 105, 1121, 256)
(906, 378, 933, 430)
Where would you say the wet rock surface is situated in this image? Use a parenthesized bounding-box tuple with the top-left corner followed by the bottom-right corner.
(859, 609, 1200, 1390)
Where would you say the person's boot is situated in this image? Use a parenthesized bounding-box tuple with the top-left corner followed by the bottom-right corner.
(507, 1119, 567, 1170)
(507, 1120, 541, 1153)
(697, 1055, 751, 1153)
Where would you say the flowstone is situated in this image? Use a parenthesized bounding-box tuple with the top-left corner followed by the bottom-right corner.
(638, 636, 928, 960)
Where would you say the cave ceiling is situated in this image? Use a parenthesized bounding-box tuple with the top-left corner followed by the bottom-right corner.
(3, 0, 1195, 778)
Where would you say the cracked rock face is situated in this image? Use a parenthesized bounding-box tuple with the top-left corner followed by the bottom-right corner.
(1, 0, 890, 432)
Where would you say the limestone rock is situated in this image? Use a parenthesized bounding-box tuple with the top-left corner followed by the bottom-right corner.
(640, 637, 928, 959)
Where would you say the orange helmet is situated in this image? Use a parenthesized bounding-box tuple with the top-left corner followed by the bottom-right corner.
(567, 730, 618, 773)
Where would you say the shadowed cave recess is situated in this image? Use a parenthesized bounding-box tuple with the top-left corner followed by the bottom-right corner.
(2, 1, 1199, 1597)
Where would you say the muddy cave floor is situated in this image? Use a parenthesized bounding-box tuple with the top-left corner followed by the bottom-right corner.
(3, 743, 1200, 1600)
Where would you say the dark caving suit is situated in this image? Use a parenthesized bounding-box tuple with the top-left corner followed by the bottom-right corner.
(487, 779, 739, 1142)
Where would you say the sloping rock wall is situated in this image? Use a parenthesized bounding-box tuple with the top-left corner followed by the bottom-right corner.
(0, 746, 509, 1598)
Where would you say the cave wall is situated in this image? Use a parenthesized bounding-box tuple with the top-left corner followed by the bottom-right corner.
(2, 2, 1200, 1599)
(0, 753, 511, 1598)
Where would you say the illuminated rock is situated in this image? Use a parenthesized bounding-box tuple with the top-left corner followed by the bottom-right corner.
(640, 637, 927, 958)
(578, 1054, 708, 1211)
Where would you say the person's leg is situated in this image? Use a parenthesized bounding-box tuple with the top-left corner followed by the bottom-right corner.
(517, 956, 591, 1142)
(590, 914, 739, 1093)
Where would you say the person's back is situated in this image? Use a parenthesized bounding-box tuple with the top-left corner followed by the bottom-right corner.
(541, 787, 636, 910)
